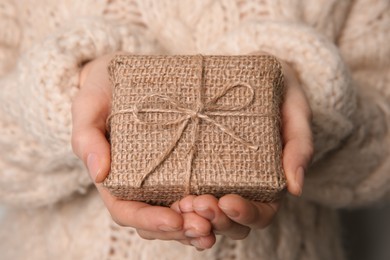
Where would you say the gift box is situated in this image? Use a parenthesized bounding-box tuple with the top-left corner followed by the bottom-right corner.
(104, 55, 286, 206)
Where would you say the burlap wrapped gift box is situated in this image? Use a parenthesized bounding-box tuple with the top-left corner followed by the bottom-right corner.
(104, 55, 286, 206)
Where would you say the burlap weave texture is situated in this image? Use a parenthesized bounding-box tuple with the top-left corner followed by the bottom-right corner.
(104, 55, 286, 206)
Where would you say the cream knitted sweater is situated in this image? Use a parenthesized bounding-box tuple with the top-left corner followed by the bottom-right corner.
(1, 0, 390, 259)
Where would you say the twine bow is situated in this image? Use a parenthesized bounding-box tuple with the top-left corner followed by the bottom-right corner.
(110, 81, 262, 193)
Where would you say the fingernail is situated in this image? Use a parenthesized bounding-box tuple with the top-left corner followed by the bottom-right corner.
(158, 225, 181, 232)
(295, 167, 305, 196)
(190, 239, 202, 248)
(87, 153, 101, 182)
(185, 229, 200, 238)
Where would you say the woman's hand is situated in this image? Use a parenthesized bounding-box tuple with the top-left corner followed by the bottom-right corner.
(71, 53, 213, 244)
(167, 59, 313, 249)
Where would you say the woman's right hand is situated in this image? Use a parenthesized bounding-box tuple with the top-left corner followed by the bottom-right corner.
(71, 53, 214, 247)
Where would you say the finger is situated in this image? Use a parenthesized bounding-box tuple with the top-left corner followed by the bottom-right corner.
(98, 186, 183, 232)
(178, 195, 218, 240)
(188, 234, 217, 250)
(218, 194, 280, 229)
(135, 211, 213, 241)
(71, 90, 111, 183)
(136, 229, 186, 241)
(280, 62, 313, 196)
(182, 212, 212, 238)
(72, 55, 114, 183)
(170, 200, 181, 214)
(177, 239, 211, 251)
(177, 236, 216, 251)
(178, 195, 197, 213)
(193, 195, 250, 240)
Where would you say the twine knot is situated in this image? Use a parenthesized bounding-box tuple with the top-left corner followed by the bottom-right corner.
(107, 56, 271, 194)
(117, 81, 261, 190)
(189, 107, 202, 120)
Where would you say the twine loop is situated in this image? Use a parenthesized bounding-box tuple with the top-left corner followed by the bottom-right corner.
(108, 81, 261, 190)
(119, 82, 259, 189)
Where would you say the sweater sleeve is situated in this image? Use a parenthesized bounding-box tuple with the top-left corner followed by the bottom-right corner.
(206, 8, 356, 161)
(0, 18, 121, 208)
(203, 0, 390, 208)
(302, 0, 390, 208)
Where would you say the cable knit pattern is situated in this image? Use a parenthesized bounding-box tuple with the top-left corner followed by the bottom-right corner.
(0, 0, 389, 259)
(0, 18, 122, 207)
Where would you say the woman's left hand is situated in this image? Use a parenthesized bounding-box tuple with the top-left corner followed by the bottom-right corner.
(161, 60, 313, 250)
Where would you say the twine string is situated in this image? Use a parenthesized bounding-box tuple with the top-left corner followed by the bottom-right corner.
(108, 81, 263, 188)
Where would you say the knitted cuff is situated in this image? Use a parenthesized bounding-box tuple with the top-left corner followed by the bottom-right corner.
(303, 87, 390, 208)
(0, 18, 121, 207)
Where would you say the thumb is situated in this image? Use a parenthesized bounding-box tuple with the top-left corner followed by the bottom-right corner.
(71, 88, 111, 184)
(280, 62, 313, 196)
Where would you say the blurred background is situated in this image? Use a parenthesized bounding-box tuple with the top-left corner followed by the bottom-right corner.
(340, 203, 390, 260)
(0, 206, 3, 220)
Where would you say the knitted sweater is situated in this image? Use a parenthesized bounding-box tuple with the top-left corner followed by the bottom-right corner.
(0, 0, 389, 259)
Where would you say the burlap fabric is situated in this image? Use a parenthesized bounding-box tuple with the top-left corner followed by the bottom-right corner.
(104, 55, 286, 206)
